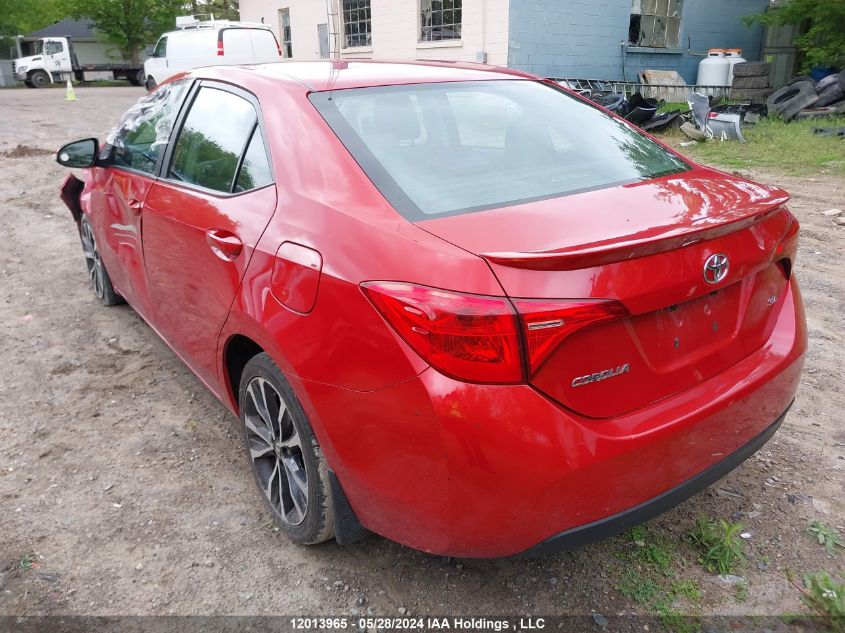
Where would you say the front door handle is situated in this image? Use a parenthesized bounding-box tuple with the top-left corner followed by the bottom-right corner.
(206, 229, 243, 261)
(127, 198, 143, 214)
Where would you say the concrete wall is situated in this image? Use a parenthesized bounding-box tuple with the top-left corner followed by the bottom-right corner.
(239, 0, 510, 65)
(507, 0, 769, 84)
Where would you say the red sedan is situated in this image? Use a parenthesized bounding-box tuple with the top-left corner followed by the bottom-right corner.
(56, 61, 806, 558)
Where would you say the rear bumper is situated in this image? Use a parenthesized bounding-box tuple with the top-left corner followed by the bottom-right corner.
(519, 402, 790, 557)
(294, 278, 806, 558)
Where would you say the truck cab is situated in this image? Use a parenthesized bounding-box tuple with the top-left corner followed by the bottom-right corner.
(13, 38, 72, 87)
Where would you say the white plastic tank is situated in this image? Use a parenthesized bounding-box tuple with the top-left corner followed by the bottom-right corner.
(724, 49, 747, 86)
(697, 49, 730, 86)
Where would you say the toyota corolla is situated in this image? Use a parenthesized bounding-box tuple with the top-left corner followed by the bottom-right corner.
(56, 61, 806, 557)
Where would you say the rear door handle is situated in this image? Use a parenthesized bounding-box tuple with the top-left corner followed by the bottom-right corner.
(206, 229, 243, 261)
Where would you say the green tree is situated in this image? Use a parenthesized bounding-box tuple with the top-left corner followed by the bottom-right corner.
(186, 0, 239, 21)
(745, 0, 845, 72)
(0, 0, 64, 36)
(61, 0, 184, 63)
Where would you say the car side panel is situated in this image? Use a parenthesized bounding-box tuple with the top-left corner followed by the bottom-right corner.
(142, 182, 277, 390)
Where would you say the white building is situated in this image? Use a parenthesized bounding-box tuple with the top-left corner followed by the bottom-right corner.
(238, 0, 509, 66)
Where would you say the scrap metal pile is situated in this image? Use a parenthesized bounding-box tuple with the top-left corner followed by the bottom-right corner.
(585, 91, 686, 132)
(572, 66, 845, 145)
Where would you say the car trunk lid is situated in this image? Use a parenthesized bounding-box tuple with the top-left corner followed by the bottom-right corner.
(417, 170, 798, 418)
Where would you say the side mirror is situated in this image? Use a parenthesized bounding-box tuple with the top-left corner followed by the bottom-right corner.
(145, 45, 156, 57)
(56, 138, 99, 168)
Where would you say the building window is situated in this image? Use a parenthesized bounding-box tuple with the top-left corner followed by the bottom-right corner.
(279, 8, 292, 58)
(420, 0, 462, 42)
(342, 0, 371, 48)
(628, 0, 682, 49)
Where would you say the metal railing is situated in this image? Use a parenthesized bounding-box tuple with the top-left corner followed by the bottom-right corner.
(550, 78, 733, 103)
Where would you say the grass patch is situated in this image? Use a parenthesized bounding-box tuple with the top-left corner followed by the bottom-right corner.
(794, 572, 845, 630)
(689, 516, 746, 575)
(654, 115, 845, 177)
(735, 579, 749, 603)
(809, 520, 844, 555)
(627, 524, 675, 570)
(658, 101, 689, 114)
(18, 553, 35, 570)
(614, 526, 702, 632)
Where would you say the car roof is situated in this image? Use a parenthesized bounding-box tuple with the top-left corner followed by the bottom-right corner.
(188, 59, 539, 92)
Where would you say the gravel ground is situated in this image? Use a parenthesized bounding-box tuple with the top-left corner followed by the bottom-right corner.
(0, 86, 842, 622)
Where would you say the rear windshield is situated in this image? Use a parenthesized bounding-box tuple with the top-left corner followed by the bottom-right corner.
(310, 80, 689, 220)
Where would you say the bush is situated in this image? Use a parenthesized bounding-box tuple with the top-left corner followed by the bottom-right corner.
(745, 0, 845, 72)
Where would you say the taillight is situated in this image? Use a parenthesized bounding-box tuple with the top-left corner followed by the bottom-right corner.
(361, 282, 523, 384)
(512, 299, 630, 375)
(275, 38, 283, 56)
(217, 39, 224, 56)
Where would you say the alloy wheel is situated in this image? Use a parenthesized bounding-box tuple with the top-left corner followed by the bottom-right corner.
(80, 221, 106, 300)
(243, 376, 309, 526)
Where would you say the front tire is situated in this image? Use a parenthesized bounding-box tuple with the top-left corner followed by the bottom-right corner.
(79, 216, 123, 306)
(145, 76, 156, 92)
(239, 353, 335, 545)
(30, 70, 50, 89)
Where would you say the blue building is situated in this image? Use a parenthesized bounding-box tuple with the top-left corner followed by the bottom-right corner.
(508, 0, 770, 83)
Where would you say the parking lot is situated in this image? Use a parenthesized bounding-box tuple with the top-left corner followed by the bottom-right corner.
(0, 86, 843, 622)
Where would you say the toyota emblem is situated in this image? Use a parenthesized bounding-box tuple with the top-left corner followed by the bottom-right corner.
(703, 253, 729, 285)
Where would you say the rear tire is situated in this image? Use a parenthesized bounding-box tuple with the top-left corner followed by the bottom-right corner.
(814, 82, 845, 107)
(239, 353, 335, 545)
(731, 88, 772, 101)
(767, 81, 819, 120)
(78, 216, 123, 306)
(30, 70, 50, 89)
(128, 69, 145, 86)
(732, 62, 770, 78)
(731, 75, 770, 89)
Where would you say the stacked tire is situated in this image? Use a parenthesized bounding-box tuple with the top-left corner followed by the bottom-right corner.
(767, 72, 845, 120)
(732, 62, 772, 101)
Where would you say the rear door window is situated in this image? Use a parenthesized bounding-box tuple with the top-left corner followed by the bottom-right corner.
(222, 29, 253, 59)
(249, 29, 281, 59)
(168, 86, 258, 193)
(234, 128, 273, 192)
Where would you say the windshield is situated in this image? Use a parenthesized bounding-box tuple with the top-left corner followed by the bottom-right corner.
(310, 80, 689, 220)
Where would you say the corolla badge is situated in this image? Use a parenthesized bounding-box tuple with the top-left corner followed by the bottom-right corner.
(571, 363, 630, 388)
(703, 253, 729, 285)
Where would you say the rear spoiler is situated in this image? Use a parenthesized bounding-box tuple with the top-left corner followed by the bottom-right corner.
(482, 196, 791, 271)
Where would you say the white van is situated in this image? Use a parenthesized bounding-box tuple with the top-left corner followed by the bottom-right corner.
(144, 16, 281, 90)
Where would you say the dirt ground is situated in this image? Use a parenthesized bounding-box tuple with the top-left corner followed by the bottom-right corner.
(0, 86, 842, 623)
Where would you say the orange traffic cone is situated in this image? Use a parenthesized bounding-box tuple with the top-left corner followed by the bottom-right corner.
(65, 76, 77, 101)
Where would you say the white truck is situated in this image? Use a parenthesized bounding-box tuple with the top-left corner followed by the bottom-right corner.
(12, 37, 145, 88)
